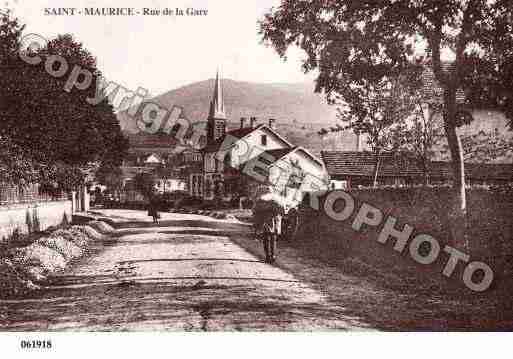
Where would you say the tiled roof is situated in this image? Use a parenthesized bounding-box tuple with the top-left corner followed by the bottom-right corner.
(264, 147, 297, 161)
(321, 151, 398, 177)
(426, 161, 452, 179)
(246, 147, 298, 169)
(380, 154, 427, 177)
(202, 124, 275, 152)
(226, 125, 265, 139)
(321, 151, 513, 181)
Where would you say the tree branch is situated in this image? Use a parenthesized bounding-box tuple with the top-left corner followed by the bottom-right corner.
(427, 22, 449, 87)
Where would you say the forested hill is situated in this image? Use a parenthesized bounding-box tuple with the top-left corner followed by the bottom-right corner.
(117, 79, 512, 158)
(117, 78, 353, 154)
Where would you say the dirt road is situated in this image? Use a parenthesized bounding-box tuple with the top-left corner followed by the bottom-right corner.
(0, 210, 370, 331)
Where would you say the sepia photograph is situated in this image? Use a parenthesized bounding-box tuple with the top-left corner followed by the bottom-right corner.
(1, 0, 513, 356)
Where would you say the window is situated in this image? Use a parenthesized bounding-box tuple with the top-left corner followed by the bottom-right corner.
(261, 135, 267, 146)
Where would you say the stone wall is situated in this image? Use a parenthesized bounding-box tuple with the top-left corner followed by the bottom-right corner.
(0, 201, 72, 240)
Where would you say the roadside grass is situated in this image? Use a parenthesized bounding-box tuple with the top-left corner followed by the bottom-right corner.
(229, 230, 511, 330)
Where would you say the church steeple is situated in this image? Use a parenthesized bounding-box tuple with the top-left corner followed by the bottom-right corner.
(209, 69, 226, 120)
(207, 68, 227, 143)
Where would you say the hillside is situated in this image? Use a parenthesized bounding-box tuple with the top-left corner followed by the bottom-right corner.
(117, 79, 352, 155)
(117, 79, 512, 159)
(147, 79, 336, 125)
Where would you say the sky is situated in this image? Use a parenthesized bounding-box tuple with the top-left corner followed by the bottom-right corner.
(8, 0, 314, 96)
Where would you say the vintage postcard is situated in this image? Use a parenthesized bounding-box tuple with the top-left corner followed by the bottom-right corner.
(1, 0, 513, 356)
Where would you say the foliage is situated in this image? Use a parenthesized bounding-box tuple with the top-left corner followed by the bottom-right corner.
(0, 12, 128, 190)
(388, 68, 446, 182)
(132, 172, 157, 199)
(460, 52, 513, 130)
(339, 69, 420, 152)
(174, 194, 203, 209)
(95, 164, 124, 191)
(0, 136, 37, 185)
(0, 9, 23, 64)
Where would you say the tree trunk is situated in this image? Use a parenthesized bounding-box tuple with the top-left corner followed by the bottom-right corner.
(422, 157, 430, 186)
(443, 89, 468, 249)
(373, 154, 381, 188)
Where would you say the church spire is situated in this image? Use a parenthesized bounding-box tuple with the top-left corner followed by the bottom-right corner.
(207, 68, 227, 144)
(209, 68, 226, 120)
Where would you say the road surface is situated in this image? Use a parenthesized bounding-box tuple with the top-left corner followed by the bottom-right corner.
(0, 209, 369, 331)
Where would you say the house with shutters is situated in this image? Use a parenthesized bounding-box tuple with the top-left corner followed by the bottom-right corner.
(189, 71, 328, 201)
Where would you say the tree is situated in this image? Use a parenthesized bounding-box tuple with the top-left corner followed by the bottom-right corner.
(261, 0, 513, 247)
(0, 12, 128, 192)
(460, 51, 513, 130)
(0, 9, 23, 64)
(343, 67, 421, 152)
(133, 172, 157, 199)
(389, 67, 446, 184)
(324, 69, 418, 186)
(390, 112, 445, 185)
(95, 164, 124, 192)
(0, 12, 34, 186)
(0, 135, 37, 186)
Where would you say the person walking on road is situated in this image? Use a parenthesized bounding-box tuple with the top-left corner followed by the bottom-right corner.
(253, 186, 284, 264)
(147, 196, 160, 225)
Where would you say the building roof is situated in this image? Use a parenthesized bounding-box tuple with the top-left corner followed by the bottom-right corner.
(321, 151, 513, 181)
(263, 147, 297, 161)
(226, 124, 265, 139)
(145, 153, 163, 163)
(258, 146, 325, 168)
(321, 151, 395, 177)
(202, 124, 293, 153)
(202, 126, 261, 152)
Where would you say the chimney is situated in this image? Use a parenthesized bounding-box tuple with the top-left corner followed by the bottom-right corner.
(268, 118, 276, 129)
(250, 116, 257, 128)
(240, 117, 246, 129)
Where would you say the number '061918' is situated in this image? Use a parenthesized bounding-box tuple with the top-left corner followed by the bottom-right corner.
(20, 340, 52, 349)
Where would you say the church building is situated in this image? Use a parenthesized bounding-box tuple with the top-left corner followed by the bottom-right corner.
(188, 70, 328, 203)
